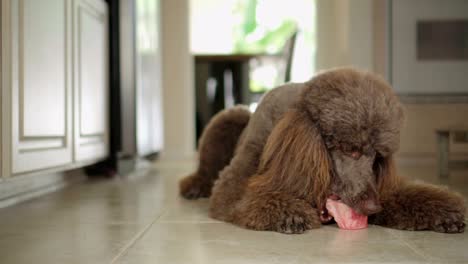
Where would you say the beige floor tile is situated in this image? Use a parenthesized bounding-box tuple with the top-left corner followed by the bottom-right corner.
(0, 223, 148, 264)
(114, 223, 428, 264)
(0, 159, 466, 264)
(388, 228, 468, 263)
(0, 168, 167, 264)
(157, 198, 222, 223)
(0, 170, 166, 227)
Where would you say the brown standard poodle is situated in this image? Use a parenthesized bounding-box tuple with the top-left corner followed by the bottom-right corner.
(180, 67, 466, 234)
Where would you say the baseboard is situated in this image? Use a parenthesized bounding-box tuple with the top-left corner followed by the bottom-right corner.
(117, 155, 154, 176)
(159, 150, 197, 162)
(0, 168, 87, 209)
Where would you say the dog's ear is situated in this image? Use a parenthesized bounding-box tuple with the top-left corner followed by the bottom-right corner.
(252, 109, 331, 205)
(374, 155, 402, 197)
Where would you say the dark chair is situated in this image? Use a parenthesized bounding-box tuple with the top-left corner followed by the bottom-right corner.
(194, 32, 297, 143)
(247, 31, 298, 102)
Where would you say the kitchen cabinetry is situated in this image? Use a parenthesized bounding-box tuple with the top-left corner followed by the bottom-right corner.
(1, 0, 108, 177)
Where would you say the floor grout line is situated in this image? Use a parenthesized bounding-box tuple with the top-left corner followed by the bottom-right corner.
(398, 238, 433, 262)
(109, 208, 168, 264)
(384, 229, 432, 262)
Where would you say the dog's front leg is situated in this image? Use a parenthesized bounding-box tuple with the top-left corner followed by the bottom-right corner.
(232, 186, 321, 234)
(371, 183, 466, 233)
(227, 110, 329, 234)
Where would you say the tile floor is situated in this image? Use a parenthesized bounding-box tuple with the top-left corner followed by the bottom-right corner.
(0, 160, 467, 264)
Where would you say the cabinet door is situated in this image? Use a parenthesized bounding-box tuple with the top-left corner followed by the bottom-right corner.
(73, 0, 109, 162)
(9, 0, 73, 174)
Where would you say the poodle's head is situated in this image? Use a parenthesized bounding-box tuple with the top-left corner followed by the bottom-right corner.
(300, 68, 404, 216)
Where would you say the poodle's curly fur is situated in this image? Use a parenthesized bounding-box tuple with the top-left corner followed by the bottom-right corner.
(180, 68, 466, 234)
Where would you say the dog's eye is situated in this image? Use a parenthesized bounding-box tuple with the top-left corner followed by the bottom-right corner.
(339, 145, 363, 159)
(342, 148, 362, 159)
(349, 151, 362, 159)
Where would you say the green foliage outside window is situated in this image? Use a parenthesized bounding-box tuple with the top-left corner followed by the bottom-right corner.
(232, 0, 297, 54)
(229, 0, 315, 93)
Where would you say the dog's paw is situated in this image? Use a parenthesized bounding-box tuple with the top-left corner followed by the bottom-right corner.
(275, 213, 319, 234)
(372, 183, 466, 234)
(272, 203, 321, 234)
(235, 195, 321, 234)
(179, 174, 212, 199)
(431, 211, 465, 233)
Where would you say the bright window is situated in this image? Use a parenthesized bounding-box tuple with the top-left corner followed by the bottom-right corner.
(190, 0, 316, 84)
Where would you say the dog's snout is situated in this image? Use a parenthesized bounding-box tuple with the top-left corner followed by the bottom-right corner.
(356, 189, 382, 215)
(360, 198, 382, 215)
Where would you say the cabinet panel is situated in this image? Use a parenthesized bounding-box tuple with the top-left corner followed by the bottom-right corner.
(74, 0, 109, 161)
(22, 0, 66, 137)
(10, 0, 73, 174)
(80, 8, 106, 136)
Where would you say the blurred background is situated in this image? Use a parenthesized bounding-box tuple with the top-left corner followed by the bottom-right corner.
(189, 0, 468, 162)
(1, 1, 468, 262)
(1, 0, 468, 203)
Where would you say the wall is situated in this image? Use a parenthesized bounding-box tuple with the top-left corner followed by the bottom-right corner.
(386, 0, 468, 158)
(155, 0, 468, 160)
(316, 0, 374, 72)
(160, 0, 195, 160)
(189, 0, 235, 53)
(317, 0, 468, 159)
(400, 104, 468, 157)
(391, 0, 468, 95)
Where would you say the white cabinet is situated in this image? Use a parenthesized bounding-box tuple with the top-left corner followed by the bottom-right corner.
(73, 0, 109, 162)
(9, 0, 73, 174)
(1, 0, 108, 176)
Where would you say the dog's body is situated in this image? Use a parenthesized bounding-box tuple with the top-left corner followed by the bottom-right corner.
(180, 68, 466, 234)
